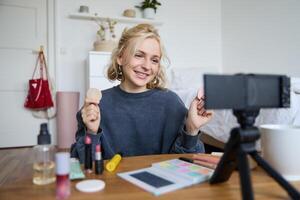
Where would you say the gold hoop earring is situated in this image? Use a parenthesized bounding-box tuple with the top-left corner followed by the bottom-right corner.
(152, 76, 159, 87)
(117, 65, 123, 80)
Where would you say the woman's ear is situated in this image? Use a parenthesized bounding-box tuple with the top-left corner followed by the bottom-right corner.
(117, 56, 122, 66)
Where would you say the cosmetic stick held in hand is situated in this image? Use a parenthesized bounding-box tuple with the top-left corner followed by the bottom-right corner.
(197, 88, 204, 100)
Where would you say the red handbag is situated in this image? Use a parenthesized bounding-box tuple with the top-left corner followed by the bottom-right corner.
(24, 50, 54, 109)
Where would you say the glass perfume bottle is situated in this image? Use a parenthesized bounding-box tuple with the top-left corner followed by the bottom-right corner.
(33, 123, 56, 185)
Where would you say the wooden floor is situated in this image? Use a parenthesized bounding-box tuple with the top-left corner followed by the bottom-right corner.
(0, 147, 34, 186)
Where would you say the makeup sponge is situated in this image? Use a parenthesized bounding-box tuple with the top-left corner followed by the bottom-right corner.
(86, 88, 102, 103)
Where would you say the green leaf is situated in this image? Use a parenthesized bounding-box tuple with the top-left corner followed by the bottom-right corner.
(135, 0, 161, 11)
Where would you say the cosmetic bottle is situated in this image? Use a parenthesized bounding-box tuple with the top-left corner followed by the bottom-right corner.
(56, 152, 71, 200)
(33, 123, 56, 185)
(105, 154, 122, 172)
(84, 135, 92, 173)
(95, 144, 104, 174)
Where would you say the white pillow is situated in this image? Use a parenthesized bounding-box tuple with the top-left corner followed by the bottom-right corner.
(291, 77, 300, 94)
(173, 88, 197, 108)
(169, 67, 204, 90)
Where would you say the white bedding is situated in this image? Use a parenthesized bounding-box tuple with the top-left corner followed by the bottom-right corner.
(169, 68, 300, 144)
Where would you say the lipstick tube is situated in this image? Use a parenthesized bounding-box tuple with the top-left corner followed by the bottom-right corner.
(84, 135, 92, 173)
(95, 144, 104, 174)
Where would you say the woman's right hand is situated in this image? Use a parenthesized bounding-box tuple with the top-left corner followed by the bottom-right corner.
(81, 98, 101, 134)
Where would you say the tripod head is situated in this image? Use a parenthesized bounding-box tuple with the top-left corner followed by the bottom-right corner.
(232, 109, 261, 152)
(233, 109, 259, 129)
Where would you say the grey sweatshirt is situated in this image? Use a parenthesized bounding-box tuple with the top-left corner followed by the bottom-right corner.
(71, 86, 204, 163)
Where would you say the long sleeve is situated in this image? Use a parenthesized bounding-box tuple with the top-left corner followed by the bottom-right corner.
(71, 86, 206, 161)
(163, 91, 205, 154)
(171, 128, 205, 153)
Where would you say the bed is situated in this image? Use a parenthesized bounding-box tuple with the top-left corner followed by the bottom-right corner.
(168, 68, 300, 148)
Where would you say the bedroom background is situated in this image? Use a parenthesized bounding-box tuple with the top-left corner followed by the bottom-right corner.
(0, 0, 299, 148)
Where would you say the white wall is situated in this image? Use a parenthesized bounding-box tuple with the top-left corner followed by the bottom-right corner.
(157, 0, 222, 71)
(222, 0, 300, 76)
(56, 0, 300, 105)
(55, 0, 222, 104)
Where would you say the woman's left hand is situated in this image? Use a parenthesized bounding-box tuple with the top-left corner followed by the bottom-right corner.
(185, 90, 213, 135)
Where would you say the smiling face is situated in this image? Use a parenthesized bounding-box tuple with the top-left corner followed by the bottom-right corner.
(117, 38, 161, 93)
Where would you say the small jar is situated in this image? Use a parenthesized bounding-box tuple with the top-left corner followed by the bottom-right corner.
(123, 9, 136, 18)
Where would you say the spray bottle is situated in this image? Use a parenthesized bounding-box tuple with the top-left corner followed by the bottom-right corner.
(32, 123, 56, 185)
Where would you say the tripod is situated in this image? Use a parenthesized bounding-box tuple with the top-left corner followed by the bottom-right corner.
(209, 109, 300, 200)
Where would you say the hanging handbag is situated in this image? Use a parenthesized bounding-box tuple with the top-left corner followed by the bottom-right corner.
(24, 50, 54, 109)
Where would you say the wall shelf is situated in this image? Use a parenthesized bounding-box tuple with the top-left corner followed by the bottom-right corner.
(69, 13, 163, 26)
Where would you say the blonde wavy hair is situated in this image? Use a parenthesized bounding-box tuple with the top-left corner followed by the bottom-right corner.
(107, 23, 169, 89)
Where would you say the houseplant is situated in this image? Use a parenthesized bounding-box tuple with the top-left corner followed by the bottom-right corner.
(135, 0, 161, 19)
(93, 17, 117, 52)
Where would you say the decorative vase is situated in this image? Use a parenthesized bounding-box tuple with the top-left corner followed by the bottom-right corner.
(143, 8, 155, 19)
(93, 40, 117, 52)
(56, 91, 80, 149)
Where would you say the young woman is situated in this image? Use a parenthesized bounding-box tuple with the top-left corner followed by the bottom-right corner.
(71, 24, 213, 163)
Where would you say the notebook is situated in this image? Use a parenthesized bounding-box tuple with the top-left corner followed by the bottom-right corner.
(118, 158, 214, 196)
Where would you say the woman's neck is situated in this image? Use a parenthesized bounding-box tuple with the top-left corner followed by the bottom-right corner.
(119, 82, 149, 93)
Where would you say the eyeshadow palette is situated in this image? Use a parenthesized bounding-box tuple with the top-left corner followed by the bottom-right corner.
(118, 159, 213, 196)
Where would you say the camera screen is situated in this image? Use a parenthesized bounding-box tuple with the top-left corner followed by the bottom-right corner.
(204, 74, 290, 110)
